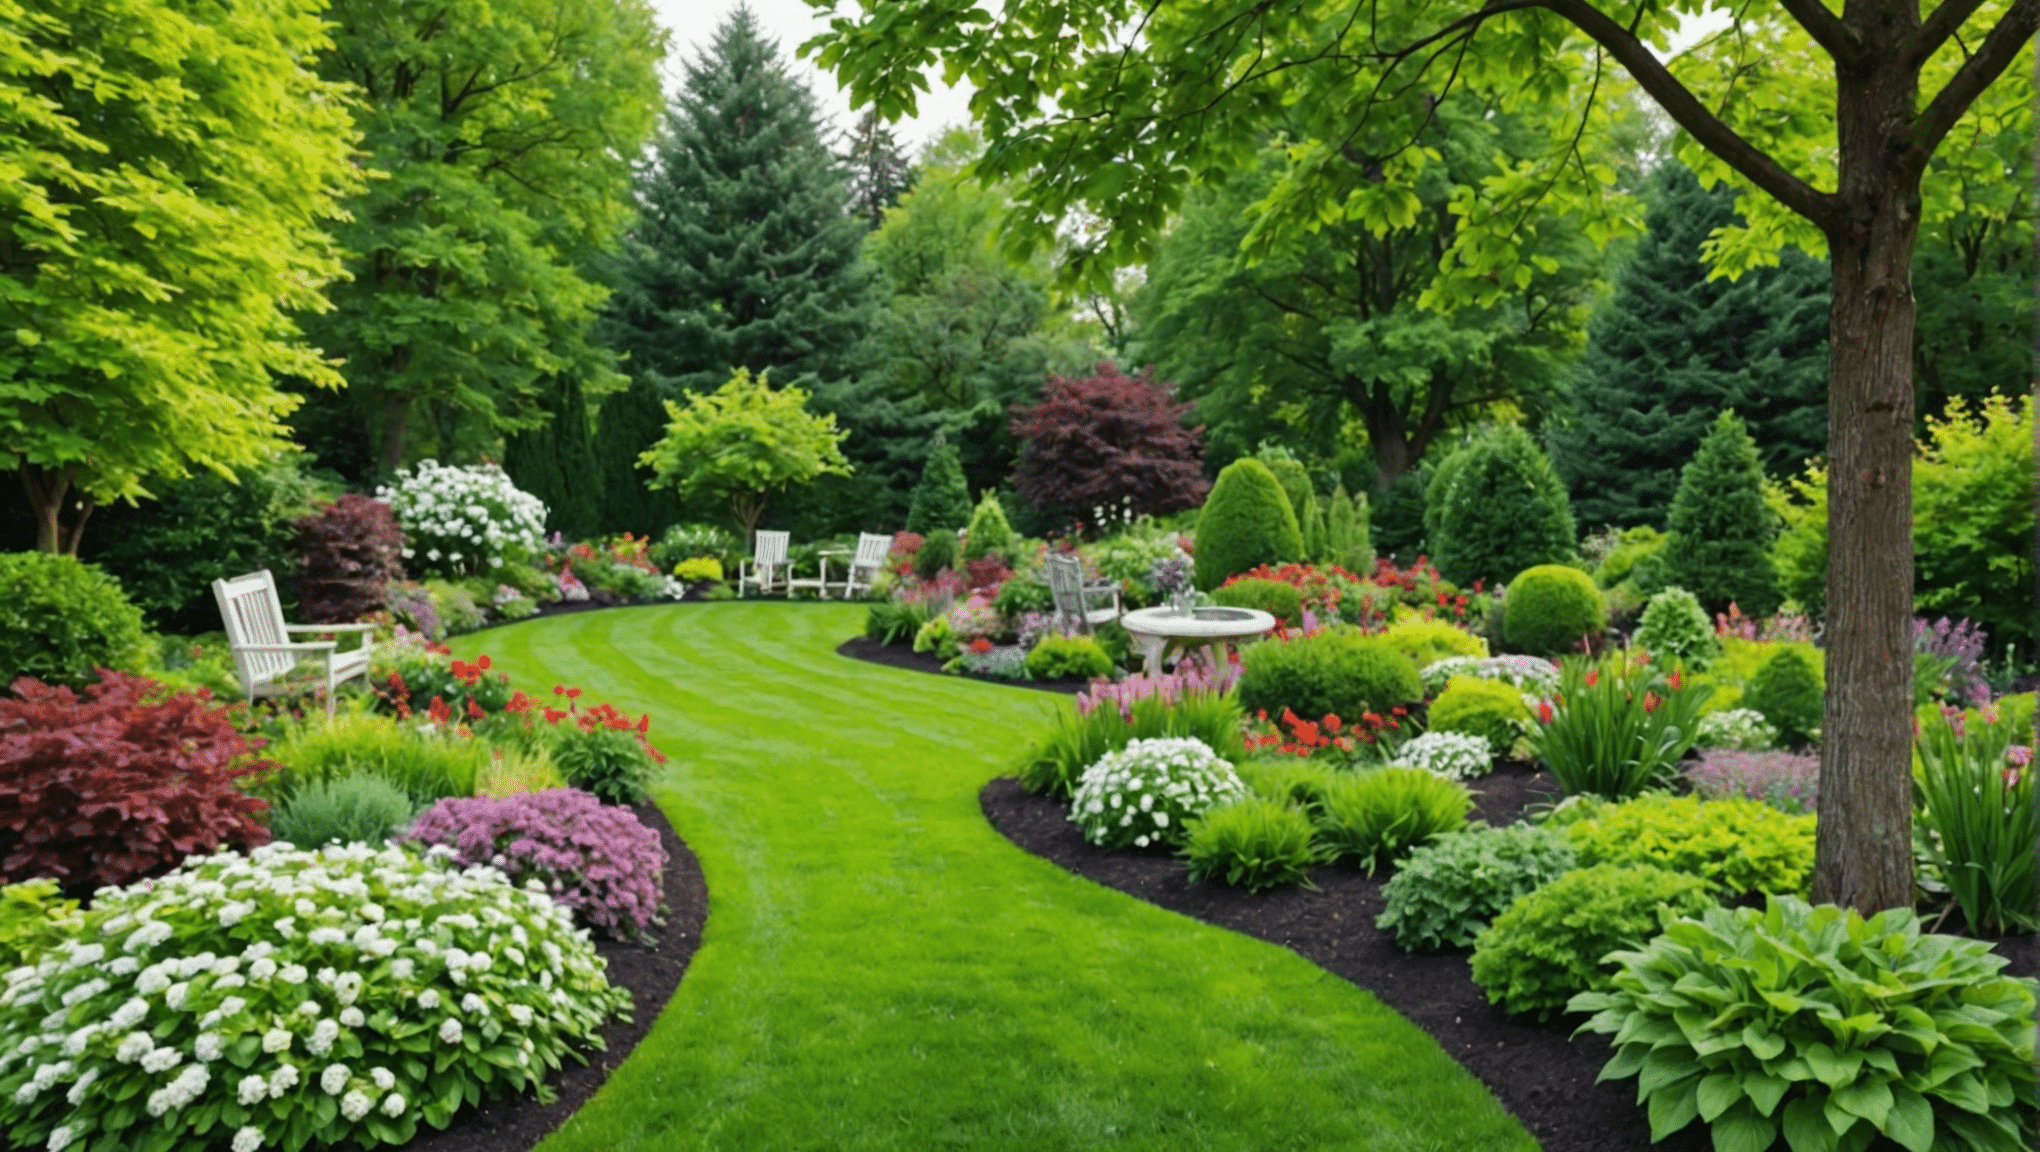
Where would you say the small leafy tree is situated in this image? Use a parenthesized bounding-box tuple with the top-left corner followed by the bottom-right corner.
(1009, 363, 1209, 524)
(638, 369, 852, 545)
(906, 435, 973, 534)
(1662, 411, 1783, 616)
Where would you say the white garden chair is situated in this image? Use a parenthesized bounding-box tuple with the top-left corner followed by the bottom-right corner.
(738, 530, 791, 596)
(839, 533, 894, 599)
(1045, 554, 1122, 636)
(211, 570, 375, 715)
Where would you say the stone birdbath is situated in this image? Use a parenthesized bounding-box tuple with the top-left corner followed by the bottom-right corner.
(1118, 605, 1278, 678)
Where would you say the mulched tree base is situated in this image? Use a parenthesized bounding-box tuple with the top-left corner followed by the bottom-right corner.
(403, 801, 708, 1152)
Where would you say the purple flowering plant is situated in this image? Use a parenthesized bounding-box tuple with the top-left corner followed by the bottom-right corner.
(406, 789, 668, 940)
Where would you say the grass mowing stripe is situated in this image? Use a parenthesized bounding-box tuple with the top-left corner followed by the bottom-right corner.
(455, 604, 1538, 1152)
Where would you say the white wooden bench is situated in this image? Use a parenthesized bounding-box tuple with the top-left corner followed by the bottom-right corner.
(212, 570, 375, 714)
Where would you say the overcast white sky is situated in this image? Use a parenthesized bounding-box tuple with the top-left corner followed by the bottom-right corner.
(647, 0, 975, 154)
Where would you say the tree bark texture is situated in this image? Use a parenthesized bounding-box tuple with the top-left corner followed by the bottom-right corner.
(18, 465, 93, 556)
(1809, 36, 1926, 913)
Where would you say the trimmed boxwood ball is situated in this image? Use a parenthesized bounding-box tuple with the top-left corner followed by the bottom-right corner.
(1237, 629, 1423, 724)
(1211, 577, 1304, 624)
(1502, 565, 1606, 656)
(1192, 458, 1302, 591)
(0, 552, 148, 691)
(1428, 676, 1533, 754)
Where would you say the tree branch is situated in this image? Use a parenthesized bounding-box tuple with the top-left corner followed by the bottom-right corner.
(1771, 0, 1859, 60)
(1915, 0, 2040, 160)
(1911, 0, 1988, 64)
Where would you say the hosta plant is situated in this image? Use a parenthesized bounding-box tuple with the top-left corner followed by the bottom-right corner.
(377, 461, 547, 579)
(1572, 897, 2039, 1152)
(1391, 731, 1494, 781)
(1068, 737, 1248, 849)
(0, 841, 629, 1152)
(1376, 824, 1576, 953)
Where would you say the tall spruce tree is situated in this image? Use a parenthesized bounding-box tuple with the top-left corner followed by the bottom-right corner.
(1662, 411, 1783, 616)
(905, 436, 972, 535)
(600, 7, 874, 399)
(1548, 162, 1830, 529)
(843, 110, 915, 231)
(502, 377, 603, 540)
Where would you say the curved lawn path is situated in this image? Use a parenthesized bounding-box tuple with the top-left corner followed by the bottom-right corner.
(457, 603, 1536, 1152)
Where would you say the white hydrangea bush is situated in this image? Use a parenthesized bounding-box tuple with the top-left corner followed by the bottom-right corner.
(0, 843, 629, 1152)
(1069, 737, 1248, 850)
(1391, 731, 1494, 781)
(378, 461, 547, 579)
(1696, 707, 1778, 751)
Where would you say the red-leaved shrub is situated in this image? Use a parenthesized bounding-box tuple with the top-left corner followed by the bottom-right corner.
(1010, 362, 1209, 521)
(296, 494, 406, 623)
(0, 671, 274, 894)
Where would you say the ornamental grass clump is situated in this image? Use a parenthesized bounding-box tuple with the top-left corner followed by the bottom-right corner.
(0, 841, 630, 1152)
(1573, 897, 2040, 1152)
(1376, 824, 1576, 953)
(1312, 767, 1471, 874)
(1182, 798, 1318, 892)
(405, 790, 667, 940)
(1914, 704, 2039, 935)
(1530, 650, 1708, 799)
(1068, 737, 1248, 849)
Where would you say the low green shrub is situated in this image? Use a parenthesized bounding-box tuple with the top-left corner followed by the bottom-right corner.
(0, 880, 80, 972)
(1183, 798, 1319, 891)
(1069, 737, 1248, 849)
(1502, 564, 1605, 656)
(912, 614, 955, 658)
(1211, 577, 1305, 624)
(1024, 634, 1113, 681)
(1313, 767, 1471, 874)
(1377, 618, 1487, 670)
(914, 530, 958, 580)
(1469, 863, 1714, 1019)
(1573, 897, 2040, 1152)
(866, 599, 935, 646)
(1237, 630, 1422, 724)
(424, 579, 487, 635)
(1631, 586, 1720, 668)
(0, 553, 148, 691)
(1235, 758, 1344, 809)
(270, 774, 417, 848)
(1428, 676, 1532, 755)
(1564, 793, 1816, 897)
(992, 578, 1054, 617)
(673, 556, 724, 583)
(1376, 824, 1576, 953)
(1743, 646, 1824, 748)
(551, 721, 657, 805)
(1592, 525, 1666, 588)
(268, 714, 488, 803)
(1020, 691, 1246, 798)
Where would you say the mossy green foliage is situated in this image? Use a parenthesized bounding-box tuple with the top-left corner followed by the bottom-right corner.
(1211, 577, 1304, 624)
(1324, 485, 1373, 572)
(1183, 797, 1319, 892)
(1429, 426, 1577, 587)
(455, 605, 1540, 1151)
(913, 529, 958, 580)
(1661, 411, 1782, 616)
(1469, 863, 1715, 1019)
(1021, 690, 1247, 798)
(1313, 767, 1472, 874)
(1377, 618, 1486, 670)
(271, 774, 417, 850)
(1193, 458, 1303, 591)
(1429, 677, 1533, 754)
(1501, 564, 1605, 656)
(960, 492, 1018, 561)
(1238, 630, 1423, 723)
(906, 437, 973, 534)
(1564, 793, 1816, 897)
(0, 553, 148, 691)
(0, 880, 80, 972)
(1743, 646, 1824, 748)
(1592, 525, 1666, 589)
(1630, 586, 1721, 668)
(1023, 634, 1113, 681)
(1376, 825, 1576, 953)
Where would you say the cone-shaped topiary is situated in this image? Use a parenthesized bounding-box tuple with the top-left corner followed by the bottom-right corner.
(961, 491, 1018, 562)
(1430, 426, 1577, 587)
(1661, 411, 1783, 616)
(1742, 646, 1823, 748)
(907, 435, 973, 534)
(1325, 485, 1373, 572)
(1631, 586, 1721, 667)
(1502, 565, 1606, 656)
(1193, 458, 1303, 591)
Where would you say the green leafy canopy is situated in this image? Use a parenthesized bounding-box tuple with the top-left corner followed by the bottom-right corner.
(639, 368, 853, 539)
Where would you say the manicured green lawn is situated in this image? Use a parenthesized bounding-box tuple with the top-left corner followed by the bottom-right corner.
(456, 603, 1536, 1152)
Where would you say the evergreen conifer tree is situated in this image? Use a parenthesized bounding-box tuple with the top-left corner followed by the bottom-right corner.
(503, 377, 603, 541)
(906, 436, 972, 534)
(1548, 161, 1830, 529)
(843, 109, 915, 230)
(1430, 426, 1576, 587)
(1662, 411, 1783, 616)
(593, 379, 683, 537)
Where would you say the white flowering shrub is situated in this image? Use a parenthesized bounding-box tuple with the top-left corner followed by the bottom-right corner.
(378, 461, 547, 579)
(1420, 655, 1559, 695)
(1069, 737, 1248, 850)
(1695, 707, 1778, 751)
(1391, 731, 1495, 781)
(0, 842, 628, 1152)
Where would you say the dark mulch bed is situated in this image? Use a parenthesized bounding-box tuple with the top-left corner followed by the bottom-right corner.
(982, 762, 1714, 1152)
(836, 635, 1092, 695)
(403, 801, 708, 1152)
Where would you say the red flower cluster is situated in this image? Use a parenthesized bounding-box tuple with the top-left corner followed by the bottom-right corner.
(1221, 562, 1363, 615)
(1245, 705, 1408, 759)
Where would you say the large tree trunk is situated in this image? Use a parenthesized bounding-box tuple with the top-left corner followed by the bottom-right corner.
(1810, 51, 1925, 914)
(18, 465, 94, 556)
(378, 391, 413, 478)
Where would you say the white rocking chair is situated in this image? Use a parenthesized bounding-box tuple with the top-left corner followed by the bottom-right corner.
(212, 570, 375, 715)
(738, 530, 791, 596)
(840, 533, 894, 599)
(1045, 554, 1122, 636)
